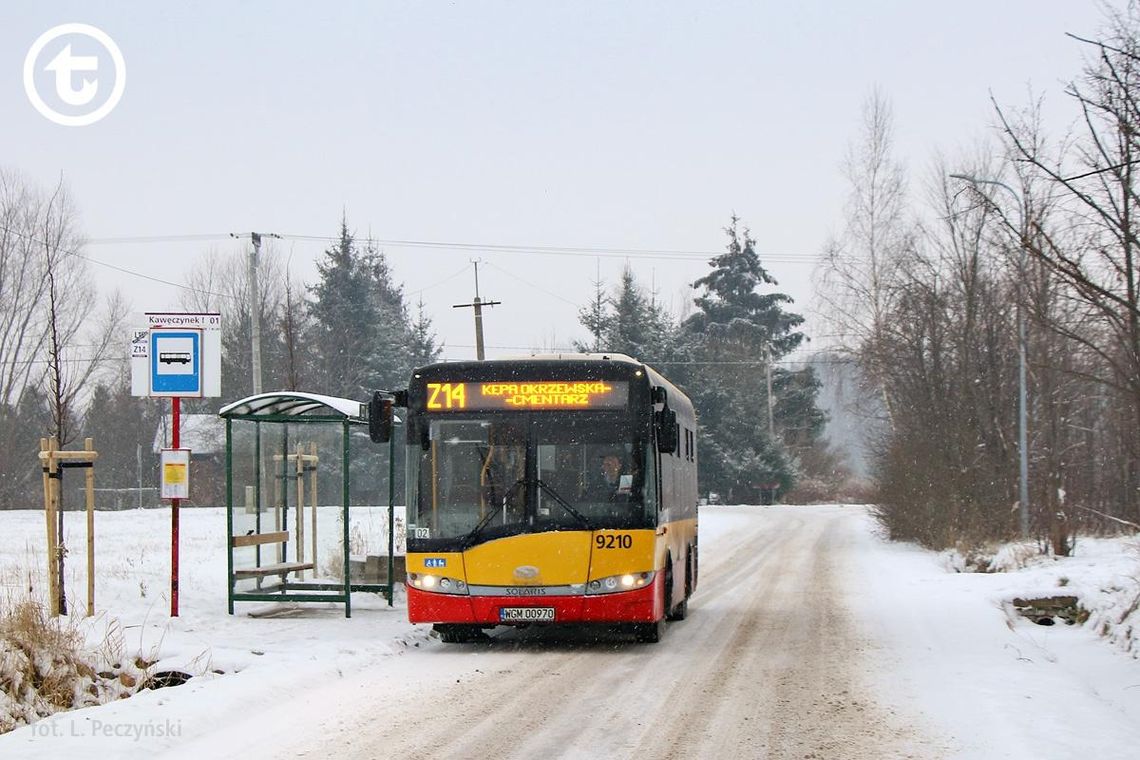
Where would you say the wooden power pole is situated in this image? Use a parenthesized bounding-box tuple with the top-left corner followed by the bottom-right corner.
(453, 261, 500, 360)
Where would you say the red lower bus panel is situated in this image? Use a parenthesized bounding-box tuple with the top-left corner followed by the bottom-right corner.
(407, 575, 662, 625)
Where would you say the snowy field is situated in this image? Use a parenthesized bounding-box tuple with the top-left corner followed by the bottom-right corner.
(0, 504, 1138, 758)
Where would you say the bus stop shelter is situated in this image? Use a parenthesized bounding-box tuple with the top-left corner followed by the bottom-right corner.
(219, 391, 396, 617)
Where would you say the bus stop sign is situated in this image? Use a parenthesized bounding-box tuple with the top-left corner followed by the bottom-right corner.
(131, 312, 221, 398)
(151, 329, 201, 396)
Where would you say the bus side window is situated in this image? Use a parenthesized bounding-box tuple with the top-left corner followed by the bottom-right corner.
(643, 446, 659, 516)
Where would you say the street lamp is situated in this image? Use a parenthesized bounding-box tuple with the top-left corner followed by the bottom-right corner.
(950, 173, 1030, 539)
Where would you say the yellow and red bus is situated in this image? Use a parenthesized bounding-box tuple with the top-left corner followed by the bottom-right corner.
(388, 354, 697, 643)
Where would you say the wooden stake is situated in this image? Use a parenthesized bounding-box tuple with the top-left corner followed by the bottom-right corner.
(40, 438, 57, 614)
(309, 442, 318, 579)
(85, 437, 95, 616)
(36, 438, 98, 617)
(295, 445, 305, 579)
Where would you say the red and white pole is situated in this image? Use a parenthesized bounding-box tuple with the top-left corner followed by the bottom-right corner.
(171, 395, 180, 617)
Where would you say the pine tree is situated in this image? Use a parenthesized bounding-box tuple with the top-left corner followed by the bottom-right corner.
(307, 218, 441, 398)
(408, 298, 442, 370)
(686, 216, 806, 357)
(576, 272, 608, 353)
(682, 216, 816, 502)
(607, 265, 663, 358)
(307, 220, 382, 399)
(575, 264, 673, 360)
(362, 238, 415, 388)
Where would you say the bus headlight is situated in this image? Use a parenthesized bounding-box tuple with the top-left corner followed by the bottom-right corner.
(585, 571, 654, 595)
(408, 573, 468, 595)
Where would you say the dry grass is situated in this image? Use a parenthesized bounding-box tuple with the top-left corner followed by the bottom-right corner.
(0, 596, 153, 734)
(0, 598, 86, 732)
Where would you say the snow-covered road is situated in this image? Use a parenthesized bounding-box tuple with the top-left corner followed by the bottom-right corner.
(4, 505, 1139, 759)
(171, 506, 935, 759)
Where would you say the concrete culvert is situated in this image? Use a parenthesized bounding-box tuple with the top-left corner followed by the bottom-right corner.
(143, 671, 193, 689)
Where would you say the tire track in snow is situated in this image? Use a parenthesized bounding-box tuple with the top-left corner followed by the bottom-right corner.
(287, 507, 938, 759)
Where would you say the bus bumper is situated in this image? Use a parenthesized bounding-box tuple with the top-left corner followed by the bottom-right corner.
(407, 576, 662, 625)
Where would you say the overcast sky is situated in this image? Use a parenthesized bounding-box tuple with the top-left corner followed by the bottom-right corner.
(3, 1, 1105, 365)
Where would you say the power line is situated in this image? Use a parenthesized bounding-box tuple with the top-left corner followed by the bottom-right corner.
(409, 262, 473, 296)
(52, 228, 827, 307)
(85, 233, 230, 244)
(0, 355, 128, 367)
(84, 231, 825, 263)
(0, 224, 235, 301)
(481, 261, 581, 307)
(438, 343, 845, 365)
(3, 225, 485, 305)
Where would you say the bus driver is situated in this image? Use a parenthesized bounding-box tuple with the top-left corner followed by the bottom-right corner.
(589, 452, 632, 501)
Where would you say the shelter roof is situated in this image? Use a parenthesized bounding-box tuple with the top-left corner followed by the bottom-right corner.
(218, 392, 367, 422)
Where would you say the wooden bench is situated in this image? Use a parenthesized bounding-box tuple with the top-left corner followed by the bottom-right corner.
(232, 562, 314, 580)
(231, 531, 290, 548)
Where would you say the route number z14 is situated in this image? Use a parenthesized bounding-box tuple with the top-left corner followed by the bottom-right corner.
(427, 382, 466, 410)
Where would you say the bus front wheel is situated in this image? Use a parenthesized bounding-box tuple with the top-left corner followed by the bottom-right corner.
(434, 624, 485, 643)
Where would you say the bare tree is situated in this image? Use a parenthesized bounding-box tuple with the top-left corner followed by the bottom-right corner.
(995, 3, 1140, 522)
(280, 269, 310, 391)
(871, 155, 1028, 547)
(817, 88, 913, 432)
(38, 179, 126, 447)
(0, 170, 54, 410)
(0, 170, 125, 509)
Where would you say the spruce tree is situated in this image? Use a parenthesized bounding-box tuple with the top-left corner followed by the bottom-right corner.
(362, 238, 415, 389)
(408, 298, 442, 370)
(307, 220, 383, 399)
(576, 274, 608, 353)
(682, 216, 816, 502)
(308, 218, 443, 398)
(575, 264, 673, 361)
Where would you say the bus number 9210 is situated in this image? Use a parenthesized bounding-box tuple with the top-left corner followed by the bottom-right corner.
(595, 533, 632, 550)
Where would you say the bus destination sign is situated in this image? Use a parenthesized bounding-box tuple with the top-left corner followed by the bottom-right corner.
(426, 381, 628, 411)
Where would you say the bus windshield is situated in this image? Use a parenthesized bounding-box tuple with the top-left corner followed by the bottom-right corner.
(407, 413, 651, 546)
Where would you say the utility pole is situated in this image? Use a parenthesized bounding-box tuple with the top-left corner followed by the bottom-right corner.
(453, 261, 500, 360)
(231, 231, 280, 537)
(230, 232, 280, 394)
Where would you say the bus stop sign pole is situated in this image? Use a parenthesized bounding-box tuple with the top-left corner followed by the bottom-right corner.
(171, 396, 180, 617)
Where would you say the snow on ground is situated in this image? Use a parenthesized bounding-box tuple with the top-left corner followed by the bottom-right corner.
(841, 512, 1140, 759)
(0, 504, 1137, 758)
(0, 506, 422, 754)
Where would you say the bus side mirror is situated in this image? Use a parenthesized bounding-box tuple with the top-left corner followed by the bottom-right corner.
(656, 408, 678, 454)
(369, 392, 394, 444)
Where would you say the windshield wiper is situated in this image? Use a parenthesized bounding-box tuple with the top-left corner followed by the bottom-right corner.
(461, 478, 524, 547)
(535, 479, 594, 531)
(461, 509, 499, 549)
(461, 477, 592, 547)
